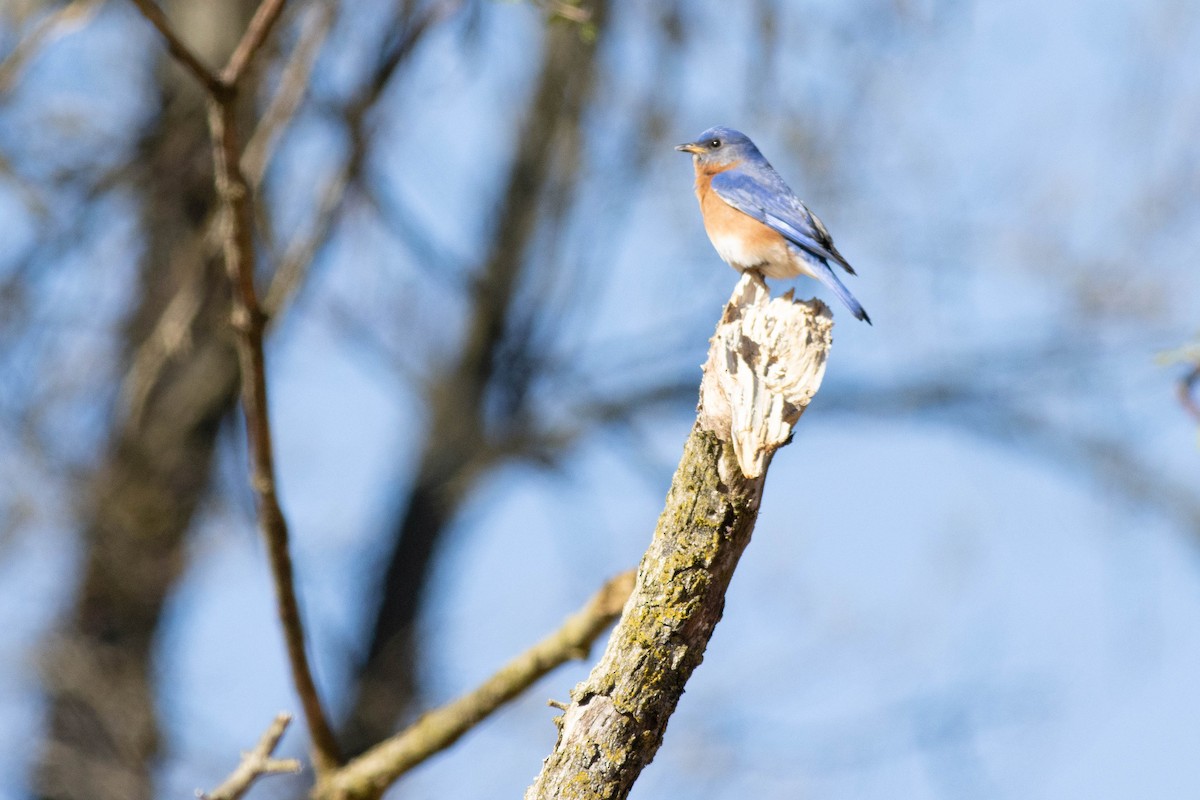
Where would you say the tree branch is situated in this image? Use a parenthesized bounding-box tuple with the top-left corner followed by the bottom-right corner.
(222, 0, 289, 85)
(128, 0, 343, 775)
(243, 0, 336, 185)
(0, 0, 105, 94)
(207, 89, 342, 775)
(341, 4, 608, 754)
(318, 570, 637, 800)
(525, 275, 834, 799)
(125, 0, 222, 94)
(200, 712, 302, 800)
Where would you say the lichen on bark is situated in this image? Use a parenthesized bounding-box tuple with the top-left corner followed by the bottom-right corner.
(525, 274, 833, 799)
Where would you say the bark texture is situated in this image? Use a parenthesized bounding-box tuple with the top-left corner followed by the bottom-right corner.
(525, 275, 833, 799)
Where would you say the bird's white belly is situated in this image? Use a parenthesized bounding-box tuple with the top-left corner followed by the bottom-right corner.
(709, 231, 754, 267)
(709, 230, 799, 279)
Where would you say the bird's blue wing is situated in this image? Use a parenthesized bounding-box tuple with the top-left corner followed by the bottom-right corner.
(711, 169, 856, 275)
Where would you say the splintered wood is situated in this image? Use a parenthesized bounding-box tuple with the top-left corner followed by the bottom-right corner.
(698, 273, 833, 477)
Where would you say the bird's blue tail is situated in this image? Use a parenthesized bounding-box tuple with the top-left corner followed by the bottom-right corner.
(799, 251, 871, 325)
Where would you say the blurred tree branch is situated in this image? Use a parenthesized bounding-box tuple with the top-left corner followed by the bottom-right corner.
(341, 0, 610, 754)
(200, 713, 302, 800)
(32, 0, 262, 795)
(31, 0, 656, 795)
(318, 570, 635, 800)
(21, 0, 463, 795)
(1181, 363, 1200, 427)
(242, 0, 335, 184)
(4, 10, 697, 786)
(1160, 338, 1200, 434)
(822, 367, 1200, 536)
(0, 0, 104, 94)
(126, 0, 344, 773)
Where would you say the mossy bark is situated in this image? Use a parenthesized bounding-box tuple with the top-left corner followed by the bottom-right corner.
(525, 427, 765, 800)
(525, 275, 832, 799)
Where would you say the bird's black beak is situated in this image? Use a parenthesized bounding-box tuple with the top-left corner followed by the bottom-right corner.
(675, 142, 704, 155)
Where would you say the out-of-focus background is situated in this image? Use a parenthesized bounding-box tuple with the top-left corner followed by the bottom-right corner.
(1, 0, 1198, 798)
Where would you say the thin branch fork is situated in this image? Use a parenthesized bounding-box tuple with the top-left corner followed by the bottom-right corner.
(126, 0, 343, 776)
(200, 713, 302, 800)
(125, 0, 222, 93)
(126, 0, 287, 97)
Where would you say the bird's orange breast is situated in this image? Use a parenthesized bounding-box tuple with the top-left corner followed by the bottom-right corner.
(693, 162, 789, 272)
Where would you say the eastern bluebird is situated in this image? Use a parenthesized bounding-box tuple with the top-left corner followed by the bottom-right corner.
(676, 126, 871, 324)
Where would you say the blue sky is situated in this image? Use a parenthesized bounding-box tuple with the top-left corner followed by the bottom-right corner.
(1, 1, 1199, 798)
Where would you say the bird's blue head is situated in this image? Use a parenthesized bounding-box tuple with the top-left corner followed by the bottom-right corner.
(675, 126, 761, 170)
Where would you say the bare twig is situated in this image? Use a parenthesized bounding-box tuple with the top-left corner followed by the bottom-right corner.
(260, 0, 470, 318)
(319, 570, 636, 800)
(222, 0, 289, 85)
(120, 259, 208, 426)
(339, 0, 464, 121)
(243, 0, 336, 183)
(127, 0, 343, 775)
(263, 159, 352, 317)
(0, 0, 105, 93)
(125, 0, 222, 93)
(200, 712, 302, 800)
(207, 90, 342, 775)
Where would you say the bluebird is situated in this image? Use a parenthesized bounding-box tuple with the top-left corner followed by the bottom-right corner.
(676, 126, 871, 324)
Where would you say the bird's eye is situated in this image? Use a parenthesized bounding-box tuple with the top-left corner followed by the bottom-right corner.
(708, 139, 721, 149)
